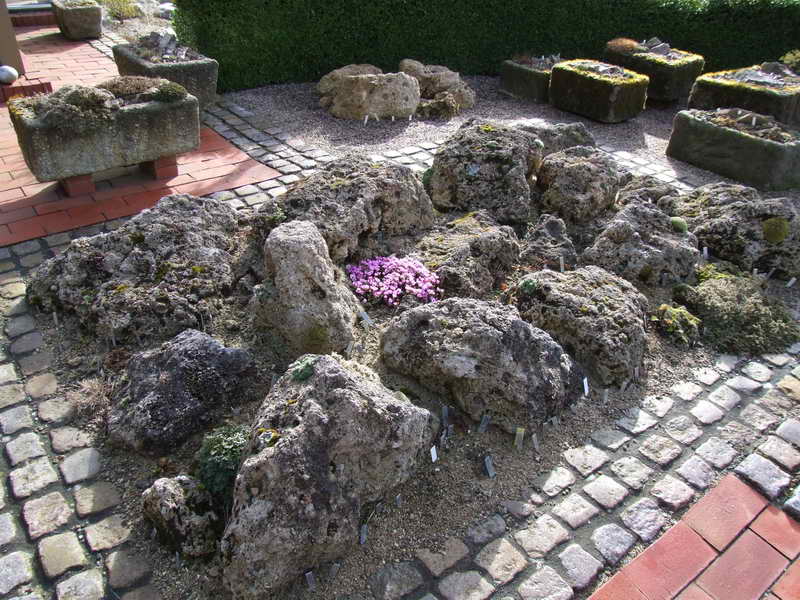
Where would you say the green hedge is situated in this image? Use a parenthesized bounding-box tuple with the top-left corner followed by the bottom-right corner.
(173, 0, 800, 91)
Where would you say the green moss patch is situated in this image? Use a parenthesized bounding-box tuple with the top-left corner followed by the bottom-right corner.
(762, 217, 791, 244)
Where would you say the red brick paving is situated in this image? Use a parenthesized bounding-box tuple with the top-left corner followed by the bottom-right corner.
(589, 474, 800, 600)
(0, 25, 281, 247)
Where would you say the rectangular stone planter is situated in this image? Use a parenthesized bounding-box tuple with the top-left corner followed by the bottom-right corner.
(688, 69, 800, 127)
(52, 0, 101, 40)
(549, 59, 649, 123)
(112, 44, 219, 109)
(10, 95, 200, 183)
(604, 46, 704, 102)
(666, 109, 800, 190)
(499, 60, 550, 103)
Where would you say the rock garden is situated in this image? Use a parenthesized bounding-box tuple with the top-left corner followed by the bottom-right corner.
(3, 4, 800, 600)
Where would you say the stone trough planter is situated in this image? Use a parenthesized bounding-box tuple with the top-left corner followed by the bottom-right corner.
(499, 59, 552, 103)
(604, 38, 704, 102)
(666, 108, 800, 190)
(549, 59, 649, 123)
(113, 35, 219, 109)
(688, 64, 800, 127)
(53, 0, 102, 41)
(8, 78, 199, 196)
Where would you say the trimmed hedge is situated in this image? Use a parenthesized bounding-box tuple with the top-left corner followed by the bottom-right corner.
(174, 0, 800, 91)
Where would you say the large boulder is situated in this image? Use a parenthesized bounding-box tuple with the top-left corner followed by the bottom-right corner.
(416, 211, 520, 298)
(317, 63, 382, 98)
(581, 201, 700, 285)
(252, 221, 361, 356)
(142, 475, 221, 557)
(321, 72, 420, 119)
(658, 183, 800, 277)
(221, 355, 437, 597)
(427, 119, 544, 224)
(279, 156, 435, 263)
(513, 266, 649, 386)
(27, 195, 238, 340)
(399, 58, 476, 110)
(516, 121, 596, 157)
(536, 146, 632, 224)
(380, 298, 580, 433)
(520, 214, 578, 270)
(108, 329, 254, 455)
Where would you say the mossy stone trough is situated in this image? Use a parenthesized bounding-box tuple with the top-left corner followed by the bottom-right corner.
(549, 59, 649, 123)
(689, 68, 800, 127)
(604, 45, 704, 102)
(53, 0, 102, 40)
(499, 60, 551, 103)
(113, 44, 219, 109)
(666, 109, 800, 190)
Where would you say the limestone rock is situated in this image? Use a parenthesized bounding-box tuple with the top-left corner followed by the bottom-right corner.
(427, 119, 544, 224)
(617, 175, 678, 206)
(517, 121, 596, 156)
(317, 64, 382, 98)
(400, 59, 476, 112)
(380, 298, 580, 433)
(108, 329, 254, 455)
(221, 355, 436, 597)
(659, 182, 800, 277)
(416, 92, 460, 120)
(27, 195, 238, 340)
(416, 211, 519, 298)
(537, 146, 632, 224)
(514, 266, 649, 386)
(278, 155, 435, 262)
(581, 201, 700, 285)
(252, 220, 360, 355)
(520, 214, 578, 270)
(324, 72, 420, 120)
(142, 475, 220, 557)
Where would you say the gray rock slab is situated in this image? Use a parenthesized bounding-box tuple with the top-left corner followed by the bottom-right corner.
(38, 531, 88, 579)
(10, 331, 43, 355)
(650, 474, 695, 510)
(0, 552, 34, 595)
(591, 523, 635, 565)
(5, 315, 36, 339)
(22, 491, 72, 539)
(610, 456, 654, 490)
(416, 537, 469, 577)
(6, 431, 46, 466)
(708, 385, 742, 411)
(437, 571, 494, 600)
(558, 543, 602, 589)
(563, 445, 609, 476)
(59, 447, 101, 484)
(582, 474, 629, 509)
(19, 350, 54, 376)
(734, 453, 791, 499)
(502, 500, 535, 519)
(776, 418, 800, 446)
(84, 514, 131, 551)
(517, 566, 574, 600)
(552, 493, 600, 528)
(0, 404, 33, 435)
(676, 455, 716, 489)
(616, 408, 658, 434)
(514, 514, 570, 558)
(691, 400, 725, 425)
(663, 415, 703, 444)
(0, 512, 20, 546)
(10, 456, 59, 498)
(758, 436, 800, 471)
(591, 429, 631, 450)
(539, 466, 576, 497)
(638, 434, 683, 467)
(56, 568, 105, 600)
(474, 537, 527, 584)
(370, 562, 424, 600)
(620, 498, 666, 541)
(74, 481, 122, 517)
(466, 514, 506, 545)
(106, 548, 152, 590)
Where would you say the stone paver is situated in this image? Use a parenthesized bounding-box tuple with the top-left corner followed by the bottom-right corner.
(417, 537, 469, 577)
(24, 373, 57, 399)
(0, 383, 25, 409)
(10, 331, 43, 355)
(741, 361, 772, 383)
(36, 396, 75, 423)
(671, 381, 703, 402)
(0, 512, 20, 546)
(553, 494, 600, 529)
(707, 385, 742, 411)
(9, 456, 59, 498)
(638, 435, 683, 467)
(514, 514, 570, 558)
(616, 408, 658, 434)
(693, 367, 720, 386)
(0, 404, 33, 434)
(74, 481, 122, 517)
(59, 447, 101, 484)
(676, 455, 716, 489)
(690, 400, 724, 424)
(610, 456, 654, 490)
(56, 568, 105, 600)
(734, 453, 791, 499)
(590, 429, 630, 451)
(517, 566, 573, 600)
(563, 445, 609, 476)
(370, 562, 423, 600)
(84, 514, 131, 551)
(5, 431, 46, 466)
(726, 375, 762, 395)
(539, 466, 576, 497)
(641, 395, 673, 418)
(558, 543, 602, 589)
(591, 523, 635, 565)
(650, 474, 695, 510)
(621, 498, 667, 541)
(106, 548, 153, 590)
(38, 531, 88, 579)
(22, 491, 72, 539)
(663, 415, 704, 444)
(120, 586, 163, 600)
(582, 474, 629, 509)
(50, 426, 92, 453)
(474, 538, 527, 584)
(739, 403, 779, 432)
(0, 551, 34, 595)
(758, 435, 800, 471)
(466, 514, 506, 544)
(437, 571, 494, 600)
(776, 418, 800, 446)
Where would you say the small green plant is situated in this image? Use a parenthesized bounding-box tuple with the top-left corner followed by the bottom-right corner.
(695, 262, 737, 283)
(151, 81, 188, 103)
(670, 217, 688, 234)
(421, 167, 433, 189)
(196, 424, 248, 507)
(519, 278, 539, 294)
(651, 303, 701, 347)
(780, 49, 800, 73)
(479, 123, 496, 133)
(100, 0, 141, 20)
(291, 356, 317, 381)
(762, 217, 790, 244)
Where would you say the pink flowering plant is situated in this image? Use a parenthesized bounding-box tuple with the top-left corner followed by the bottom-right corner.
(346, 255, 442, 306)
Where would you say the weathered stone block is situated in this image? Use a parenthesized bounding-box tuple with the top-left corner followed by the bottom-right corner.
(499, 60, 550, 103)
(53, 0, 101, 40)
(604, 45, 704, 101)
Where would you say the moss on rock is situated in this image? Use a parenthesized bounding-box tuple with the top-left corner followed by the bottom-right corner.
(762, 216, 791, 244)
